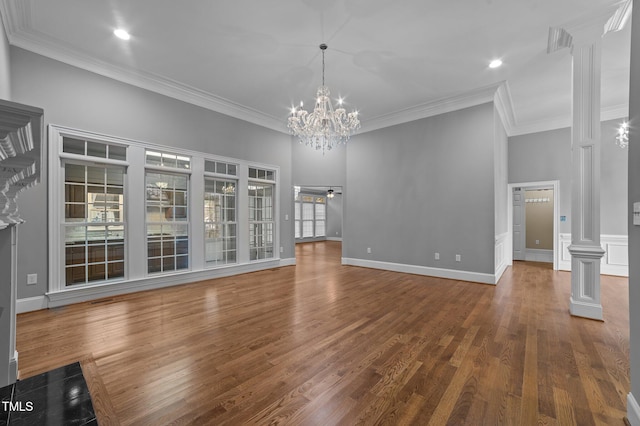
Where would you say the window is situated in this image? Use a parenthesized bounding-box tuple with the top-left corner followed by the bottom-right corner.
(64, 163, 125, 285)
(205, 160, 237, 176)
(315, 199, 326, 237)
(294, 193, 326, 240)
(248, 183, 274, 260)
(204, 178, 237, 265)
(146, 172, 189, 273)
(51, 126, 281, 296)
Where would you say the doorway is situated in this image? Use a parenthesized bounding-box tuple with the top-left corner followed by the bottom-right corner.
(507, 180, 559, 270)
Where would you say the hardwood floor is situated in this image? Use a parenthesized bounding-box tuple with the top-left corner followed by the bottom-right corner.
(16, 241, 630, 425)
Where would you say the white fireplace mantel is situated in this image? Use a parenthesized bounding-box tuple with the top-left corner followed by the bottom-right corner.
(0, 99, 43, 387)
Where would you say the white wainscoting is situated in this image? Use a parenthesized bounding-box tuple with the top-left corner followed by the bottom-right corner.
(559, 234, 628, 277)
(495, 232, 509, 283)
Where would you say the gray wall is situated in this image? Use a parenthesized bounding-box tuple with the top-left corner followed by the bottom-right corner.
(345, 103, 496, 274)
(509, 127, 572, 233)
(10, 47, 294, 299)
(292, 137, 346, 188)
(0, 11, 10, 100)
(508, 119, 628, 236)
(326, 193, 343, 239)
(494, 106, 508, 236)
(629, 0, 640, 410)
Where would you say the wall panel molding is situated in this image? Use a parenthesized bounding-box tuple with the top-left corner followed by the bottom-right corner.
(559, 233, 628, 276)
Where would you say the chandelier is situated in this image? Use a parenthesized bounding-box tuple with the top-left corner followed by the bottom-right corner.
(288, 44, 360, 154)
(616, 120, 629, 148)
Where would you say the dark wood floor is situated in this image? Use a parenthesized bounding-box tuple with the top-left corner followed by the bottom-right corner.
(16, 241, 630, 425)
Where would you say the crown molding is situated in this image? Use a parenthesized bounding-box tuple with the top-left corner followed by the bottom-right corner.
(361, 82, 504, 134)
(548, 0, 632, 53)
(508, 103, 628, 137)
(0, 0, 289, 134)
(494, 82, 517, 136)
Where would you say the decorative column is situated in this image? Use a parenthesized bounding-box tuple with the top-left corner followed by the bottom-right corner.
(0, 99, 43, 387)
(568, 31, 605, 320)
(548, 1, 631, 320)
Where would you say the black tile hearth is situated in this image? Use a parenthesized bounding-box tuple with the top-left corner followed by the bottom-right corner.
(0, 362, 96, 425)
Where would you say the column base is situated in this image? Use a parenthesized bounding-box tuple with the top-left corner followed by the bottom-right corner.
(569, 297, 603, 321)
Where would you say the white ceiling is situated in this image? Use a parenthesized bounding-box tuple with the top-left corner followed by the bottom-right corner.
(0, 0, 632, 136)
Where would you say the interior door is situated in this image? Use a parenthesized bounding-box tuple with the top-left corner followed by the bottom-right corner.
(513, 187, 525, 261)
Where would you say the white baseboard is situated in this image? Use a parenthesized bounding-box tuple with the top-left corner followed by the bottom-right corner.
(342, 258, 498, 285)
(326, 237, 343, 242)
(9, 351, 18, 384)
(525, 248, 553, 263)
(559, 233, 628, 276)
(569, 297, 603, 321)
(279, 257, 296, 267)
(46, 259, 286, 308)
(628, 392, 640, 426)
(16, 295, 48, 313)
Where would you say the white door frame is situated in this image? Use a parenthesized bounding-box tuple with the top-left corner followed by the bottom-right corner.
(507, 180, 560, 270)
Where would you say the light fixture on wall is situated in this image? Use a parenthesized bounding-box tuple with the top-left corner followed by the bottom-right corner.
(615, 120, 629, 148)
(288, 44, 360, 154)
(327, 188, 335, 199)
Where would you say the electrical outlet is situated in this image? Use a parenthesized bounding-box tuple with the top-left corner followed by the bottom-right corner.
(367, 247, 372, 254)
(279, 246, 284, 253)
(434, 252, 440, 260)
(285, 214, 289, 221)
(535, 239, 540, 245)
(27, 273, 37, 285)
(455, 254, 461, 262)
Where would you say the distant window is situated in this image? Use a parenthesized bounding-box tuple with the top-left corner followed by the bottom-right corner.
(146, 171, 189, 273)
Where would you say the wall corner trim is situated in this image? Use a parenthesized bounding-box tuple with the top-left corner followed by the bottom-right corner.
(628, 392, 640, 426)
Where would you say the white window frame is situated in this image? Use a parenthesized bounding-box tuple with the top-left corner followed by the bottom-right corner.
(48, 125, 281, 297)
(49, 126, 130, 292)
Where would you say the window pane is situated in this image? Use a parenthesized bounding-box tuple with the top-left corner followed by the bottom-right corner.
(63, 138, 85, 155)
(147, 171, 190, 274)
(65, 164, 85, 183)
(108, 145, 127, 161)
(146, 151, 162, 166)
(87, 167, 104, 185)
(86, 142, 107, 158)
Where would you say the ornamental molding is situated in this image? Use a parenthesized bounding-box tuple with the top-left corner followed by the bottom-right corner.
(0, 99, 43, 230)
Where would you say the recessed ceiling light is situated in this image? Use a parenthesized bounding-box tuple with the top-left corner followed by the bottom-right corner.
(114, 29, 131, 40)
(489, 59, 503, 69)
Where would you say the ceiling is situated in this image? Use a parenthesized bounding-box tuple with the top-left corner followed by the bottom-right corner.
(0, 0, 632, 136)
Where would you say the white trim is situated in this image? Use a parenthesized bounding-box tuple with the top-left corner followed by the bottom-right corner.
(46, 259, 283, 308)
(628, 393, 640, 426)
(361, 82, 503, 134)
(569, 296, 603, 320)
(16, 296, 47, 313)
(342, 258, 499, 285)
(494, 232, 509, 283)
(559, 233, 629, 276)
(279, 257, 296, 267)
(9, 351, 17, 384)
(326, 237, 343, 242)
(524, 248, 554, 263)
(494, 82, 517, 136)
(507, 181, 560, 270)
(509, 103, 629, 137)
